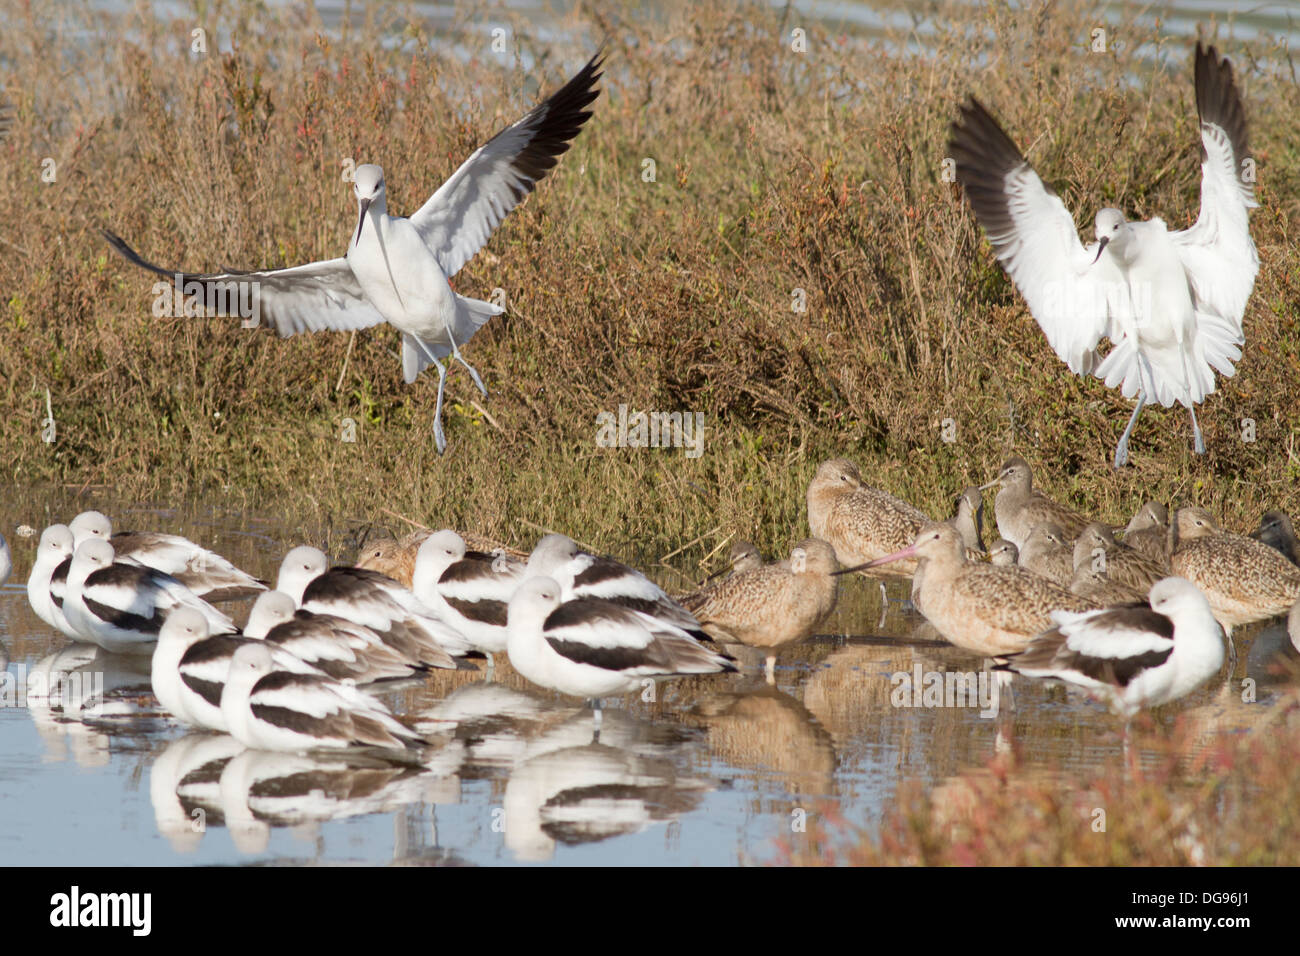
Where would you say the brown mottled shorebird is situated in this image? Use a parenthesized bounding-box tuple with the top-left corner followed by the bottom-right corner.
(1017, 524, 1074, 587)
(682, 538, 838, 683)
(988, 539, 1019, 566)
(1073, 522, 1167, 592)
(949, 487, 987, 554)
(844, 523, 1093, 659)
(357, 529, 527, 588)
(1069, 564, 1147, 607)
(979, 456, 1089, 548)
(726, 540, 765, 575)
(1251, 511, 1300, 567)
(1169, 507, 1300, 655)
(1121, 502, 1171, 567)
(675, 540, 771, 607)
(807, 458, 930, 580)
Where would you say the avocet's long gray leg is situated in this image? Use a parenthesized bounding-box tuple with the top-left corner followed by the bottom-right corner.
(412, 337, 450, 454)
(1189, 405, 1205, 454)
(431, 358, 449, 454)
(446, 330, 487, 398)
(1113, 394, 1146, 469)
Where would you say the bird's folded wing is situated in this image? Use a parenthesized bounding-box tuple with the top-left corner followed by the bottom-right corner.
(1059, 605, 1174, 659)
(1171, 44, 1258, 334)
(949, 98, 1118, 373)
(103, 230, 387, 337)
(250, 672, 348, 721)
(410, 53, 602, 278)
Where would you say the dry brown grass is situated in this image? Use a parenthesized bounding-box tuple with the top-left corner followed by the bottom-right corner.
(0, 0, 1298, 570)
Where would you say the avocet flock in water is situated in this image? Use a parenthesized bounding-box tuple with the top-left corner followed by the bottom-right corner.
(13, 459, 1300, 762)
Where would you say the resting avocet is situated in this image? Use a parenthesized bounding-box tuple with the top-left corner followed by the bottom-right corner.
(65, 540, 236, 654)
(69, 510, 266, 600)
(221, 642, 424, 754)
(525, 533, 706, 640)
(506, 577, 736, 724)
(275, 545, 469, 669)
(412, 529, 526, 657)
(27, 524, 80, 638)
(244, 590, 419, 683)
(152, 608, 325, 731)
(1001, 577, 1224, 720)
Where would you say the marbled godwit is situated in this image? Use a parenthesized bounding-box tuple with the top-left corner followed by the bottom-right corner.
(674, 540, 770, 608)
(949, 487, 987, 554)
(525, 533, 705, 639)
(1069, 565, 1147, 607)
(275, 545, 468, 669)
(980, 456, 1089, 547)
(105, 54, 603, 455)
(68, 511, 266, 601)
(357, 528, 528, 588)
(505, 577, 736, 724)
(221, 642, 424, 753)
(1252, 511, 1300, 567)
(1122, 502, 1171, 566)
(681, 539, 838, 683)
(807, 458, 930, 579)
(1169, 507, 1300, 643)
(27, 524, 79, 638)
(845, 523, 1093, 659)
(988, 539, 1019, 566)
(412, 529, 526, 658)
(1018, 523, 1074, 587)
(950, 43, 1257, 467)
(1001, 578, 1224, 719)
(1073, 522, 1167, 592)
(65, 540, 236, 655)
(728, 540, 765, 575)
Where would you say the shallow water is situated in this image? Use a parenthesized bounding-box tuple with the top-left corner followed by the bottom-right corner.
(1, 499, 1294, 866)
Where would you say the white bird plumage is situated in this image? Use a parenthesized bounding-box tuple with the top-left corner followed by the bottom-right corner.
(506, 576, 736, 706)
(102, 54, 603, 454)
(220, 642, 423, 754)
(28, 525, 79, 637)
(949, 43, 1257, 467)
(64, 539, 236, 655)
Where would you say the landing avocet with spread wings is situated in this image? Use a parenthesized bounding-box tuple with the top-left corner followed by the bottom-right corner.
(105, 53, 603, 454)
(949, 43, 1257, 467)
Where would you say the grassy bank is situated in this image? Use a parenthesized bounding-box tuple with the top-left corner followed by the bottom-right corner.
(1, 0, 1298, 565)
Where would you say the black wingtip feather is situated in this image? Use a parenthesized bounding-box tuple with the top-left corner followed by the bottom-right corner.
(504, 50, 604, 188)
(947, 96, 1047, 243)
(1193, 41, 1250, 167)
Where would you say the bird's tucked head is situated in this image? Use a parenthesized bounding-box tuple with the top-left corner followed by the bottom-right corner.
(1092, 208, 1128, 262)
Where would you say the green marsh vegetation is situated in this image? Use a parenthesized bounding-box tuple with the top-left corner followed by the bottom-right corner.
(1, 0, 1298, 572)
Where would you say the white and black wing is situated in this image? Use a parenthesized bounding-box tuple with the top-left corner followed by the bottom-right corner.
(1010, 604, 1175, 687)
(1172, 43, 1258, 332)
(409, 53, 602, 278)
(543, 599, 733, 676)
(102, 231, 388, 337)
(949, 98, 1125, 374)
